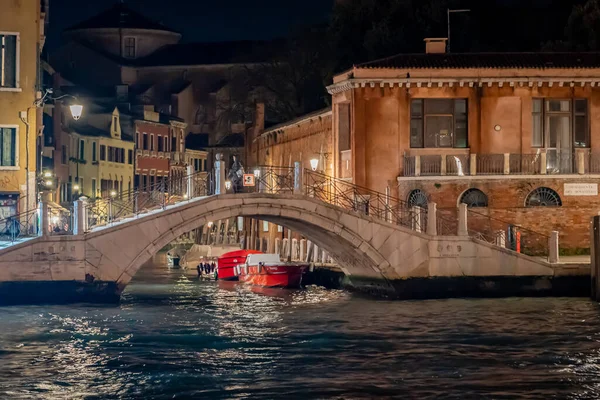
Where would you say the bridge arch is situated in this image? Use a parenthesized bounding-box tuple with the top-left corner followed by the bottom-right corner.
(84, 193, 417, 295)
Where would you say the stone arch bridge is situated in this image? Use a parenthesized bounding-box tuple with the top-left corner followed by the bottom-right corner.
(0, 166, 572, 304)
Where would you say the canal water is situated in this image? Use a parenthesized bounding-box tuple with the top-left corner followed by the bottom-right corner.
(0, 260, 599, 399)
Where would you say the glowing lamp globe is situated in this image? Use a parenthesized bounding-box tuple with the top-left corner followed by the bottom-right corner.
(69, 104, 83, 121)
(310, 158, 319, 171)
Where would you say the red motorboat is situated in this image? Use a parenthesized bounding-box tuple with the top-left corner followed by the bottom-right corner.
(235, 253, 308, 289)
(216, 250, 263, 281)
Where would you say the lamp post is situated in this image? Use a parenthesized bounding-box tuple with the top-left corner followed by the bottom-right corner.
(19, 89, 83, 212)
(310, 159, 319, 172)
(447, 9, 470, 53)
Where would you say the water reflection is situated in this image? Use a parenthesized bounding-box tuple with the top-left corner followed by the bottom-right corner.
(0, 260, 598, 398)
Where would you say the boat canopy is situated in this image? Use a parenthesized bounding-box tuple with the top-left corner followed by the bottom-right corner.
(246, 253, 281, 265)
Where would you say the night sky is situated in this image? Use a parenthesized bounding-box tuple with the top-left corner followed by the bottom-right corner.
(48, 0, 333, 50)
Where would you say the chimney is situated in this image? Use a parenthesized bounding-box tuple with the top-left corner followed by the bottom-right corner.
(424, 38, 447, 54)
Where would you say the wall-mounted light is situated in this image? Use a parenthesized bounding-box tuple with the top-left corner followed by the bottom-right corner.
(253, 169, 260, 178)
(494, 124, 502, 132)
(207, 221, 213, 228)
(310, 158, 319, 171)
(110, 190, 117, 198)
(45, 180, 53, 187)
(43, 171, 52, 178)
(73, 184, 80, 192)
(225, 180, 232, 191)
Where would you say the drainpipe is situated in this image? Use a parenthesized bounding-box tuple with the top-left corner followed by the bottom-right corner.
(19, 109, 32, 212)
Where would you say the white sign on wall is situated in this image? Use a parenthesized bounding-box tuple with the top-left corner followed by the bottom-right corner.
(564, 183, 598, 196)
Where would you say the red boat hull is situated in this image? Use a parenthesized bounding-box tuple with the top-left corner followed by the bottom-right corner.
(238, 264, 307, 288)
(217, 250, 263, 281)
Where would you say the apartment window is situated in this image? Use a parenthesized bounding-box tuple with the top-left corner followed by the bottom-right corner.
(150, 134, 154, 151)
(0, 34, 18, 88)
(128, 149, 133, 165)
(202, 159, 206, 171)
(277, 225, 283, 233)
(410, 99, 468, 148)
(143, 132, 148, 150)
(61, 145, 67, 165)
(113, 116, 118, 132)
(164, 137, 168, 152)
(262, 221, 269, 232)
(92, 179, 97, 198)
(121, 148, 125, 163)
(92, 142, 97, 162)
(0, 127, 16, 166)
(124, 37, 136, 58)
(100, 145, 106, 161)
(136, 132, 140, 146)
(532, 99, 589, 148)
(172, 136, 177, 152)
(157, 135, 163, 151)
(79, 139, 85, 160)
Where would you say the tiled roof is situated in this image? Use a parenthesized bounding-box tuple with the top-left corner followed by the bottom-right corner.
(66, 3, 178, 33)
(356, 52, 600, 70)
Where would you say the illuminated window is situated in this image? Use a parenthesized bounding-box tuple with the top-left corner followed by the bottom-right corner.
(410, 99, 467, 148)
(263, 221, 269, 232)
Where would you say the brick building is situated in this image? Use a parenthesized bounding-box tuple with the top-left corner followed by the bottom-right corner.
(326, 38, 600, 251)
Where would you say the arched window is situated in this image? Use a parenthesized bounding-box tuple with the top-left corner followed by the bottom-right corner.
(407, 189, 428, 208)
(525, 187, 562, 207)
(459, 188, 488, 207)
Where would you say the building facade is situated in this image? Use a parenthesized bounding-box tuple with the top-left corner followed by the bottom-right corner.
(327, 39, 600, 251)
(66, 108, 135, 199)
(134, 108, 187, 191)
(0, 0, 48, 221)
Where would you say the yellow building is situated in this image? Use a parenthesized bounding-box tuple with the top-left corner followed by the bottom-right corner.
(67, 108, 134, 199)
(0, 0, 47, 219)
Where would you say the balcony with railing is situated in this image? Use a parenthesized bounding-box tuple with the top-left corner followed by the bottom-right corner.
(403, 150, 600, 177)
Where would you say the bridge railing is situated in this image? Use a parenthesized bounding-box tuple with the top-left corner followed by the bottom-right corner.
(466, 209, 550, 257)
(303, 170, 426, 232)
(244, 166, 295, 194)
(84, 171, 210, 230)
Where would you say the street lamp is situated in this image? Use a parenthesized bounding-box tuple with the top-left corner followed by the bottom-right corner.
(19, 89, 84, 213)
(73, 184, 80, 192)
(110, 190, 117, 198)
(310, 159, 319, 171)
(225, 180, 232, 191)
(253, 169, 260, 178)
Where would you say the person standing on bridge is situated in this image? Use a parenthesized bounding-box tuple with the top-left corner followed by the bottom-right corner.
(228, 155, 244, 193)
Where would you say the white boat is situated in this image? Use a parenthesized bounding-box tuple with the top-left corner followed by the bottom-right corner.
(167, 246, 187, 268)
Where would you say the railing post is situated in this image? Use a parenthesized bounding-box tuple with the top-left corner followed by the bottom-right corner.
(458, 203, 468, 236)
(293, 162, 303, 195)
(440, 155, 447, 176)
(299, 239, 306, 261)
(549, 231, 559, 263)
(187, 165, 194, 198)
(385, 186, 392, 223)
(214, 154, 226, 195)
(39, 196, 49, 237)
(470, 153, 477, 175)
(427, 202, 437, 236)
(495, 230, 506, 247)
(415, 155, 421, 177)
(578, 151, 585, 175)
(503, 153, 510, 175)
(73, 199, 85, 235)
(411, 206, 422, 233)
(540, 151, 547, 175)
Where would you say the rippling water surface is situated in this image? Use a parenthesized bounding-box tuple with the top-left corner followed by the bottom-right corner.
(0, 261, 600, 399)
